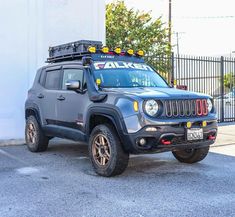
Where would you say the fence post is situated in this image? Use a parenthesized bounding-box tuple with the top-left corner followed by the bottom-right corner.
(220, 56, 225, 122)
(171, 52, 174, 85)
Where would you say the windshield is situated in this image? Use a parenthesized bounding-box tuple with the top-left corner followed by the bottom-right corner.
(92, 61, 168, 88)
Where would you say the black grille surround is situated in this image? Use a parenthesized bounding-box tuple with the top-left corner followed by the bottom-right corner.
(160, 99, 208, 118)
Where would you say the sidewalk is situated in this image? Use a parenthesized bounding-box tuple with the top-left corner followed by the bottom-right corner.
(211, 123, 235, 156)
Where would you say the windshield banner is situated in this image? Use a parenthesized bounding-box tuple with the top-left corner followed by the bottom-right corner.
(93, 61, 154, 71)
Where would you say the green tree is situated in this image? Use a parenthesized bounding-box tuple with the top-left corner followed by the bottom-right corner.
(224, 73, 235, 89)
(106, 1, 171, 79)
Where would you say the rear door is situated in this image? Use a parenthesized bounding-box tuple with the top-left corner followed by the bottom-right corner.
(38, 66, 62, 125)
(56, 66, 89, 132)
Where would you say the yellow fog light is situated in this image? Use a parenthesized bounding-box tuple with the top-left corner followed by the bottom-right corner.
(127, 49, 134, 55)
(136, 50, 144, 56)
(114, 47, 121, 54)
(133, 101, 139, 112)
(186, 121, 192, 128)
(101, 46, 109, 53)
(202, 121, 207, 127)
(96, 78, 101, 86)
(88, 46, 96, 53)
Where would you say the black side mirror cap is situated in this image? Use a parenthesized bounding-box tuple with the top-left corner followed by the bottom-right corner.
(82, 56, 92, 66)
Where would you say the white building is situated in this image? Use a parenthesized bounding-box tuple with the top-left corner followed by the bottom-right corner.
(0, 0, 105, 140)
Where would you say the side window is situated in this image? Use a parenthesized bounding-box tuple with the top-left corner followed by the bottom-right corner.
(45, 70, 61, 90)
(62, 69, 83, 90)
(39, 70, 46, 86)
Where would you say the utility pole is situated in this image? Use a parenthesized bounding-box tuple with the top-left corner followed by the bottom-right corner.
(168, 0, 172, 83)
(174, 32, 185, 56)
(173, 31, 185, 75)
(168, 0, 172, 52)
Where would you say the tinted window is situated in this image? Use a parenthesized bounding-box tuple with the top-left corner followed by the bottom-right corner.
(39, 70, 46, 85)
(62, 69, 83, 90)
(45, 70, 61, 90)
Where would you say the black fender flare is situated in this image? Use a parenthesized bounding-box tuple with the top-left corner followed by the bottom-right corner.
(25, 102, 43, 126)
(85, 106, 132, 151)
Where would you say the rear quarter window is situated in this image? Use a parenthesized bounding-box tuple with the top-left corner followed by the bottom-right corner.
(39, 70, 46, 86)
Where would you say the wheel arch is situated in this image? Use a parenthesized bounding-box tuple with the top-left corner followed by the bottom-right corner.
(25, 106, 42, 126)
(86, 107, 129, 149)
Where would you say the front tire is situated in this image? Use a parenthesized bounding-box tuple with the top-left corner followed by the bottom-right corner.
(88, 124, 129, 177)
(25, 116, 49, 152)
(172, 146, 210, 163)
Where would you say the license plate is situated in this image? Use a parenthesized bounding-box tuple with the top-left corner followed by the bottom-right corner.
(187, 128, 203, 141)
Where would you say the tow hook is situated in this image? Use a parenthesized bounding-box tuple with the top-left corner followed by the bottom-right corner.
(161, 139, 171, 145)
(208, 135, 216, 140)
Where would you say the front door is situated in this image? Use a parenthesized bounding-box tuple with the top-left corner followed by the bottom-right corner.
(56, 66, 89, 133)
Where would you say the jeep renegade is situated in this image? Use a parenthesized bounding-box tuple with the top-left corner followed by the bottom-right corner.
(25, 40, 217, 177)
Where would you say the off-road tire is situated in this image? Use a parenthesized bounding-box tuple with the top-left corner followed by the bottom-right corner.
(25, 115, 49, 152)
(88, 124, 129, 177)
(172, 146, 210, 163)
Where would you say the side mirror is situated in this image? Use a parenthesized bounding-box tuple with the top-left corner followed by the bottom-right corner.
(82, 56, 92, 66)
(66, 80, 81, 90)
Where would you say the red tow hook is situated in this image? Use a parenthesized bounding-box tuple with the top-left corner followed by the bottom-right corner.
(208, 135, 216, 140)
(161, 139, 171, 145)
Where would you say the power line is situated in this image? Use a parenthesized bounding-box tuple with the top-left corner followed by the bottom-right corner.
(173, 15, 235, 20)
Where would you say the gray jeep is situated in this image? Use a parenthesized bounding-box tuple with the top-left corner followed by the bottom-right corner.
(25, 40, 217, 176)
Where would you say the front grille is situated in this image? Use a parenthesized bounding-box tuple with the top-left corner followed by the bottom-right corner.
(163, 99, 208, 118)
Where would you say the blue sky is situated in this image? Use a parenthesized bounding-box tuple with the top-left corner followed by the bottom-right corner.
(105, 0, 235, 56)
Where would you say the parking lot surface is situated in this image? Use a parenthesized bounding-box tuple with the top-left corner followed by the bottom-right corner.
(0, 125, 235, 217)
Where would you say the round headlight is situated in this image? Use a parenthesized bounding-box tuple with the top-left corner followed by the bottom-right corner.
(207, 99, 213, 112)
(144, 100, 159, 117)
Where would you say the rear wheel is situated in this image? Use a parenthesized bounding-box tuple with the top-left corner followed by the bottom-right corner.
(88, 124, 129, 177)
(25, 116, 49, 152)
(172, 146, 210, 163)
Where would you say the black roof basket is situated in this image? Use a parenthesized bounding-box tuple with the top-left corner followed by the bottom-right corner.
(47, 40, 103, 63)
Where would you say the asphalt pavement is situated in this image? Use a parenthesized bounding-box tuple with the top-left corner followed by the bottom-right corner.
(0, 125, 235, 217)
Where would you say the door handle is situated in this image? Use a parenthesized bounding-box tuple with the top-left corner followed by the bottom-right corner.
(37, 93, 44, 99)
(57, 95, 65, 101)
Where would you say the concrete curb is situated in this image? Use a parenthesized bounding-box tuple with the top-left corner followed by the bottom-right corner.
(0, 139, 25, 147)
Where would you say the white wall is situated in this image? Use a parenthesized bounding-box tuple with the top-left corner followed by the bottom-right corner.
(0, 0, 105, 140)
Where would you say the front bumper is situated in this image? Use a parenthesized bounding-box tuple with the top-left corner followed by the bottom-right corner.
(122, 119, 218, 154)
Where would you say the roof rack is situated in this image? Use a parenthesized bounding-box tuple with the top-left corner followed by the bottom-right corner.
(47, 40, 103, 63)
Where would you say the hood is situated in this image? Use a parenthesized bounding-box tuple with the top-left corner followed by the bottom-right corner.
(102, 87, 209, 99)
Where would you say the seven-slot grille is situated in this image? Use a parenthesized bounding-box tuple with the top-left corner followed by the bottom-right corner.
(163, 99, 208, 118)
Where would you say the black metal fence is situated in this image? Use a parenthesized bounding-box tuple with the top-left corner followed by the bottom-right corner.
(145, 54, 235, 123)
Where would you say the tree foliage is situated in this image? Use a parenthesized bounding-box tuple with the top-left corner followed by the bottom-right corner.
(224, 73, 235, 89)
(106, 0, 170, 57)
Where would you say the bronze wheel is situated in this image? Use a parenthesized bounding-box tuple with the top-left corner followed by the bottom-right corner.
(25, 116, 49, 152)
(89, 124, 129, 177)
(92, 134, 111, 166)
(26, 123, 37, 145)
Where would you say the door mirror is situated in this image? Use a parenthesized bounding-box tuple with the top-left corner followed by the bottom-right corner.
(66, 80, 81, 90)
(82, 56, 92, 66)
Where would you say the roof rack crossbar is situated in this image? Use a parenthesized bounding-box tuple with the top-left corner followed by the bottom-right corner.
(47, 40, 103, 63)
(47, 52, 91, 63)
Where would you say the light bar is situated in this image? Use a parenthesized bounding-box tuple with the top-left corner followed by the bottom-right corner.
(127, 49, 134, 55)
(136, 50, 144, 56)
(114, 47, 121, 54)
(101, 46, 109, 53)
(88, 46, 96, 53)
